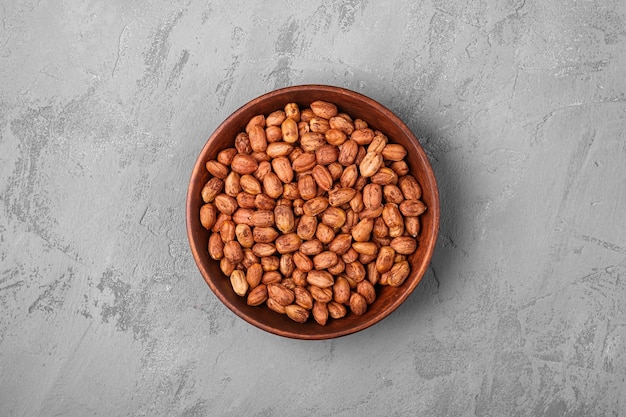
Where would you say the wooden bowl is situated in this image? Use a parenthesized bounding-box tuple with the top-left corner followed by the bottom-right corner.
(186, 85, 439, 339)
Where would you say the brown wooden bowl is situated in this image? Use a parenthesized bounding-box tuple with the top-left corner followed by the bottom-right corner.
(186, 85, 439, 339)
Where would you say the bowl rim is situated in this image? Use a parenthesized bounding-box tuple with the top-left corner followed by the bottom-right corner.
(186, 84, 440, 339)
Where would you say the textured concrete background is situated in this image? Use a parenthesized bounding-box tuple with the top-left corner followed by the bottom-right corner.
(1, 0, 625, 416)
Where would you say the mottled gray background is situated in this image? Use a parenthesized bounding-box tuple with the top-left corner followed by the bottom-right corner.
(1, 0, 625, 416)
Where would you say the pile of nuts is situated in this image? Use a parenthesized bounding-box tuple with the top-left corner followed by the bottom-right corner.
(199, 100, 426, 325)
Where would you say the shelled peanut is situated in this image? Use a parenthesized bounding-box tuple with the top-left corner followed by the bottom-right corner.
(199, 100, 426, 325)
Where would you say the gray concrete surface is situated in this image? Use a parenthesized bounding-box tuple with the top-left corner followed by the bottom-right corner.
(1, 0, 625, 416)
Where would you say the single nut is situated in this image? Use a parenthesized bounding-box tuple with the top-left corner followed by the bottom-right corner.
(367, 134, 388, 154)
(266, 142, 294, 158)
(300, 239, 324, 256)
(316, 144, 340, 165)
(245, 114, 265, 133)
(309, 117, 330, 133)
(251, 210, 275, 227)
(248, 125, 268, 152)
(223, 240, 244, 264)
(327, 257, 346, 276)
(266, 110, 286, 126)
(303, 196, 329, 216)
(252, 242, 276, 258)
(349, 292, 367, 315)
(262, 270, 282, 285)
(383, 184, 405, 204)
(266, 126, 283, 143)
(217, 148, 238, 165)
(313, 251, 339, 270)
(315, 223, 336, 244)
(350, 191, 364, 213)
(292, 152, 317, 172)
(253, 227, 279, 243)
(357, 280, 376, 304)
(328, 188, 356, 207)
(359, 205, 384, 220)
(274, 251, 292, 274)
(366, 262, 380, 285)
(261, 256, 280, 271)
(329, 116, 354, 135)
(267, 297, 286, 314)
(206, 160, 229, 179)
(390, 236, 417, 255)
(312, 301, 329, 325)
(275, 233, 302, 254)
(235, 224, 254, 248)
(399, 199, 427, 217)
(201, 178, 224, 203)
(300, 132, 326, 152)
(254, 193, 276, 211)
(351, 128, 375, 145)
(246, 263, 263, 288)
(242, 249, 260, 269)
(296, 214, 317, 241)
(200, 203, 217, 230)
(247, 284, 268, 306)
(375, 246, 395, 273)
(219, 220, 235, 245)
(351, 218, 374, 242)
(405, 216, 420, 237)
(274, 203, 295, 234)
(220, 257, 236, 276)
(325, 128, 348, 146)
(333, 276, 351, 304)
(310, 100, 338, 119)
(235, 132, 252, 154)
(281, 117, 299, 143)
(338, 139, 358, 166)
(352, 242, 378, 256)
(285, 304, 309, 323)
(284, 102, 301, 122)
(267, 283, 295, 306)
(381, 143, 407, 161)
(328, 233, 352, 255)
(271, 157, 294, 184)
(362, 183, 383, 210)
(309, 285, 333, 303)
(283, 183, 301, 200)
(294, 286, 314, 310)
(230, 154, 259, 174)
(298, 174, 318, 200)
(239, 174, 262, 195)
(320, 206, 346, 229)
(237, 192, 256, 209)
(390, 160, 410, 176)
(208, 233, 224, 260)
(224, 171, 241, 197)
(327, 162, 344, 180)
(230, 270, 248, 297)
(386, 260, 410, 287)
(306, 270, 335, 288)
(328, 301, 347, 319)
(370, 167, 398, 185)
(312, 165, 334, 191)
(339, 164, 358, 188)
(293, 251, 313, 272)
(345, 261, 366, 283)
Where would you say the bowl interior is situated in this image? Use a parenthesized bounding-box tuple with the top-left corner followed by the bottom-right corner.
(187, 85, 439, 339)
